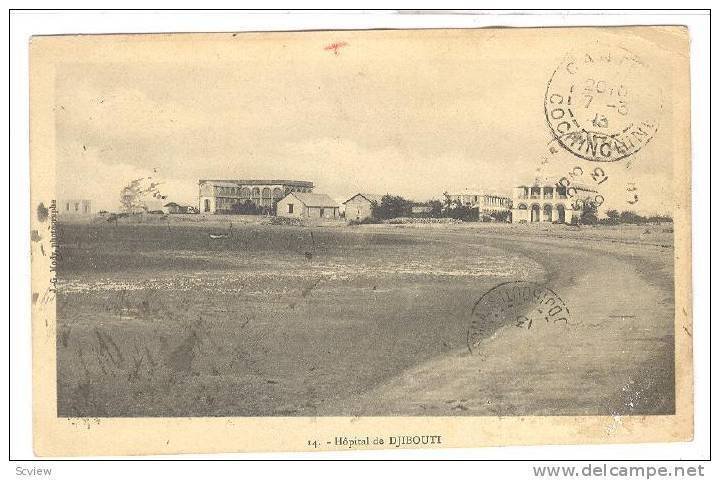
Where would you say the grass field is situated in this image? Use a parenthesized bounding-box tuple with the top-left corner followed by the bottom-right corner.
(56, 220, 546, 416)
(55, 219, 675, 417)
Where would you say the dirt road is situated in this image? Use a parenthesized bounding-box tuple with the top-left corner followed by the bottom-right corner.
(320, 230, 676, 416)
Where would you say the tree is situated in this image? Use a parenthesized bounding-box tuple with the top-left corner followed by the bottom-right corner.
(119, 177, 167, 213)
(372, 194, 413, 220)
(441, 193, 478, 221)
(427, 200, 444, 218)
(605, 209, 620, 224)
(620, 210, 645, 224)
(579, 201, 598, 225)
(647, 214, 673, 224)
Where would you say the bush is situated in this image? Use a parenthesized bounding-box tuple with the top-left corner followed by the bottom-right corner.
(579, 201, 598, 225)
(598, 210, 673, 225)
(489, 210, 511, 223)
(372, 195, 414, 220)
(231, 200, 260, 215)
(444, 204, 479, 222)
(619, 210, 645, 224)
(382, 217, 462, 225)
(647, 214, 673, 224)
(106, 212, 130, 222)
(265, 216, 304, 226)
(348, 217, 381, 226)
(604, 209, 620, 224)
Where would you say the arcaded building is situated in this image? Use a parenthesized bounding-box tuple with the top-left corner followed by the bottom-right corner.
(445, 190, 511, 215)
(511, 180, 598, 224)
(198, 179, 314, 214)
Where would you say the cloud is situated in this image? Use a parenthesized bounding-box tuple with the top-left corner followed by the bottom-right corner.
(52, 39, 675, 215)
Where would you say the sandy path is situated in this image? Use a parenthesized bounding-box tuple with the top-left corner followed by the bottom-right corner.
(319, 231, 675, 416)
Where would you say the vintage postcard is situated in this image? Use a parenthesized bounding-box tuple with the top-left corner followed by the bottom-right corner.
(30, 26, 692, 455)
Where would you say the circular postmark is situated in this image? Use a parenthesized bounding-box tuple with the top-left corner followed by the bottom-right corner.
(544, 45, 661, 163)
(467, 281, 572, 354)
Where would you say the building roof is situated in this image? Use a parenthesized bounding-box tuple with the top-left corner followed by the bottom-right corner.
(515, 177, 598, 192)
(164, 202, 180, 207)
(343, 193, 384, 204)
(446, 189, 510, 199)
(285, 192, 339, 208)
(515, 183, 598, 192)
(199, 179, 313, 188)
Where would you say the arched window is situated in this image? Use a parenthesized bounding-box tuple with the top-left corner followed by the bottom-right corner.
(531, 204, 541, 222)
(262, 187, 271, 198)
(517, 203, 528, 210)
(252, 187, 261, 197)
(543, 204, 553, 222)
(273, 187, 283, 198)
(240, 187, 251, 198)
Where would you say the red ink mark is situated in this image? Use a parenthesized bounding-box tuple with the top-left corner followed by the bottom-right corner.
(324, 41, 348, 55)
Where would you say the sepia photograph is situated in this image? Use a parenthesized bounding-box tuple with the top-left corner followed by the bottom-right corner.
(26, 22, 695, 455)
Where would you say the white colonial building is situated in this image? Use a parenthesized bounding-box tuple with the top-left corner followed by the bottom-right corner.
(511, 179, 598, 224)
(198, 179, 314, 214)
(58, 199, 93, 216)
(445, 189, 511, 215)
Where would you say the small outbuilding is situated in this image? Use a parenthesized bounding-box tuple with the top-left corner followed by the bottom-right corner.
(163, 202, 195, 214)
(163, 202, 183, 214)
(276, 192, 340, 219)
(343, 193, 383, 222)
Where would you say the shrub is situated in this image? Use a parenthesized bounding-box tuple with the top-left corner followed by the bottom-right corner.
(619, 210, 645, 224)
(382, 217, 462, 225)
(348, 217, 381, 226)
(231, 200, 260, 215)
(579, 201, 598, 225)
(371, 195, 414, 220)
(489, 210, 511, 223)
(444, 204, 479, 222)
(265, 216, 304, 226)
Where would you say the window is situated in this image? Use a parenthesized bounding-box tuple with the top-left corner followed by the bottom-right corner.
(74, 202, 79, 212)
(320, 208, 325, 217)
(288, 203, 294, 214)
(66, 202, 70, 211)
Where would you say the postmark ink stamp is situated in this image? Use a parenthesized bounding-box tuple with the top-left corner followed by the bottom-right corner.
(544, 45, 662, 162)
(467, 281, 572, 354)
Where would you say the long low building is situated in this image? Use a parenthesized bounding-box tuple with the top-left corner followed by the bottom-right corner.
(198, 179, 314, 214)
(445, 190, 512, 214)
(276, 192, 340, 219)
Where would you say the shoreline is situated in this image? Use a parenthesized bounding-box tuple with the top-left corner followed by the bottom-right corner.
(317, 229, 675, 416)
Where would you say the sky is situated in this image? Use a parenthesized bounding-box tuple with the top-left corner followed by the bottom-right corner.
(53, 29, 679, 215)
